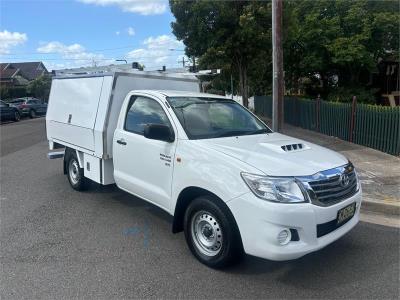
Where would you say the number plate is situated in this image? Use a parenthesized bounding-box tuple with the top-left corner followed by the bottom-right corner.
(337, 202, 356, 225)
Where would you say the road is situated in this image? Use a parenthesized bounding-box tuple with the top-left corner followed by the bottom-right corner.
(1, 118, 399, 299)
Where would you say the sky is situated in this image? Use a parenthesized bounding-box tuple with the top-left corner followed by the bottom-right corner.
(0, 0, 187, 71)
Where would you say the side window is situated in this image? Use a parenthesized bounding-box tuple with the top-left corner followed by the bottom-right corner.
(124, 96, 171, 135)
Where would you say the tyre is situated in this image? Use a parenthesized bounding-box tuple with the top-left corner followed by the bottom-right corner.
(29, 109, 36, 118)
(184, 195, 243, 268)
(13, 111, 20, 122)
(66, 151, 88, 191)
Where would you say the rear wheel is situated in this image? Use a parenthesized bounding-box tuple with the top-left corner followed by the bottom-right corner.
(66, 151, 88, 191)
(13, 111, 20, 121)
(29, 109, 36, 118)
(184, 196, 243, 268)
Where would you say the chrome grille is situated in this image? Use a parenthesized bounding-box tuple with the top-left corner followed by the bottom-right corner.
(300, 164, 359, 206)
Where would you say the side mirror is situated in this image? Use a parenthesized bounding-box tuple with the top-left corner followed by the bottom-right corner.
(144, 124, 175, 143)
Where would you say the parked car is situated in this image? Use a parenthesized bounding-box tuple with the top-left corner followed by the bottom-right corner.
(9, 97, 47, 118)
(0, 100, 21, 122)
(46, 73, 362, 268)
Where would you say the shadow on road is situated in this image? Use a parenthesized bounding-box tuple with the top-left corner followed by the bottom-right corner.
(90, 183, 173, 223)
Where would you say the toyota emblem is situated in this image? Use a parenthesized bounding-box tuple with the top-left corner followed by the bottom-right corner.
(340, 173, 350, 187)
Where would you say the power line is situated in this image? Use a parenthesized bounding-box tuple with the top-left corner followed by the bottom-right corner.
(1, 58, 114, 61)
(0, 53, 188, 61)
(2, 44, 144, 56)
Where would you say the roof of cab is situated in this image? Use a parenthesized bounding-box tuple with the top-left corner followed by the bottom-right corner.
(132, 90, 230, 99)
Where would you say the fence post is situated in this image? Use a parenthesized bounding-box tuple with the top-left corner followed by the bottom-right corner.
(349, 96, 357, 143)
(316, 94, 321, 132)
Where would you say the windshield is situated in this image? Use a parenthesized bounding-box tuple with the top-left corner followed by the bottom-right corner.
(168, 97, 272, 139)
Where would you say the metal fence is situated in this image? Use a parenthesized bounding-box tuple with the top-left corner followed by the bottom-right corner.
(254, 96, 400, 156)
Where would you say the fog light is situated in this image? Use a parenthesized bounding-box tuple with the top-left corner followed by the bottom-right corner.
(277, 229, 291, 245)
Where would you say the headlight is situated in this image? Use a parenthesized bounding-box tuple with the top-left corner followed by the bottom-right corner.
(354, 168, 361, 191)
(241, 172, 307, 203)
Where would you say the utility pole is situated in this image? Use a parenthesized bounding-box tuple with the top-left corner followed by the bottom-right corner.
(192, 56, 196, 72)
(272, 0, 284, 132)
(180, 57, 189, 68)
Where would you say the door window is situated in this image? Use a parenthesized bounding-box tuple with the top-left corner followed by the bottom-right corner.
(124, 96, 171, 135)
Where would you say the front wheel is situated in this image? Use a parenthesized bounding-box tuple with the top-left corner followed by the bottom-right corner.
(66, 151, 88, 191)
(184, 196, 243, 268)
(29, 109, 36, 118)
(13, 111, 20, 121)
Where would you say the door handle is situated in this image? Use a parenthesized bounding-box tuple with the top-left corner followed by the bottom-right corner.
(116, 139, 127, 145)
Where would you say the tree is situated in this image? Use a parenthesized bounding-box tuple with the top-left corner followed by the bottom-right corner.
(27, 74, 52, 101)
(284, 0, 399, 100)
(170, 0, 272, 107)
(170, 0, 399, 103)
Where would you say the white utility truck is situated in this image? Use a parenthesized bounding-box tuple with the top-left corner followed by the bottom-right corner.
(47, 72, 362, 268)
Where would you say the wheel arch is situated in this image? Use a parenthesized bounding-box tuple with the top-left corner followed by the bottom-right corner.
(172, 186, 239, 235)
(63, 147, 83, 174)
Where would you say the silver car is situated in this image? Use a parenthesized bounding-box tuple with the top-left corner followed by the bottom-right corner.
(9, 97, 47, 118)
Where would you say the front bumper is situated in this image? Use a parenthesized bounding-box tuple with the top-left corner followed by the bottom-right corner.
(227, 190, 362, 261)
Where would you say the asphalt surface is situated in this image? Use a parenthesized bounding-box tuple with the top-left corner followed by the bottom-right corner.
(1, 118, 399, 299)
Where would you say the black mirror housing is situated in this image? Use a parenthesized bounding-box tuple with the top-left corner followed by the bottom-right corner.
(144, 124, 175, 143)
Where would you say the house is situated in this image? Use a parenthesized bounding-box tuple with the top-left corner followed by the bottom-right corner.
(360, 56, 400, 106)
(0, 67, 29, 86)
(0, 62, 48, 87)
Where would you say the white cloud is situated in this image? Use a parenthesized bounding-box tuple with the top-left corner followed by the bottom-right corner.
(37, 41, 85, 54)
(126, 35, 186, 69)
(0, 30, 28, 54)
(143, 35, 182, 50)
(35, 35, 186, 71)
(77, 0, 167, 15)
(115, 31, 120, 35)
(37, 41, 113, 70)
(127, 27, 135, 36)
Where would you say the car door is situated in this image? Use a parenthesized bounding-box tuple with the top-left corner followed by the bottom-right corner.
(25, 100, 34, 111)
(33, 99, 46, 114)
(0, 101, 12, 119)
(29, 100, 40, 113)
(113, 95, 177, 212)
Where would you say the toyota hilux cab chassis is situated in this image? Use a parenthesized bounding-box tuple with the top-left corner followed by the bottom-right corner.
(47, 76, 362, 268)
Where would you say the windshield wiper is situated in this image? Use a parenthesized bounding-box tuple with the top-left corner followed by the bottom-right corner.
(247, 128, 270, 135)
(215, 128, 269, 138)
(215, 130, 253, 138)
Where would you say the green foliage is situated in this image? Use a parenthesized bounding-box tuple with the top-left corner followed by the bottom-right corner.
(326, 86, 379, 104)
(170, 0, 272, 106)
(0, 86, 9, 99)
(284, 0, 399, 96)
(0, 85, 27, 100)
(170, 0, 399, 103)
(27, 75, 52, 101)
